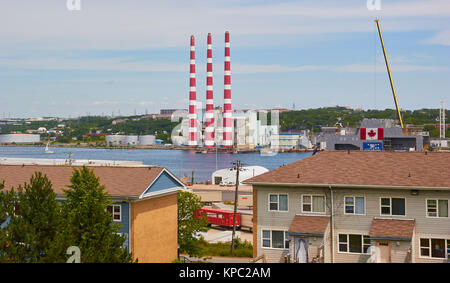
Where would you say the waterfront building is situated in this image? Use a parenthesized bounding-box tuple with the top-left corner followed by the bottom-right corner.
(106, 135, 156, 146)
(313, 118, 429, 151)
(245, 151, 450, 263)
(0, 134, 40, 144)
(270, 132, 312, 150)
(0, 163, 185, 263)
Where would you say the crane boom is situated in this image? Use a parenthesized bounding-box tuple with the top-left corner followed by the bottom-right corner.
(375, 19, 404, 129)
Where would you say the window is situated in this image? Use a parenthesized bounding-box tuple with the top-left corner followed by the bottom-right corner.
(380, 197, 405, 216)
(338, 234, 370, 254)
(262, 230, 271, 248)
(261, 229, 289, 249)
(420, 238, 430, 257)
(448, 241, 450, 260)
(420, 238, 447, 259)
(302, 195, 325, 213)
(344, 196, 365, 215)
(427, 199, 449, 218)
(268, 194, 288, 212)
(107, 204, 121, 221)
(272, 231, 284, 249)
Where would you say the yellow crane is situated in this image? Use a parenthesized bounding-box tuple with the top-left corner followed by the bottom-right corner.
(374, 19, 404, 129)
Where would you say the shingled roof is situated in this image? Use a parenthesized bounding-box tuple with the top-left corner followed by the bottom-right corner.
(245, 151, 450, 188)
(0, 164, 174, 198)
(369, 218, 415, 240)
(289, 215, 330, 236)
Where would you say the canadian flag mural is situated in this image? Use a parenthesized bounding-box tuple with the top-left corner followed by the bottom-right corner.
(360, 128, 384, 140)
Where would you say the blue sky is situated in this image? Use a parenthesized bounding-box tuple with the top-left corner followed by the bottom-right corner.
(0, 0, 449, 118)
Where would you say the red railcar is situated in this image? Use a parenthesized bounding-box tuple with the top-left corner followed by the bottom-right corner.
(195, 207, 240, 228)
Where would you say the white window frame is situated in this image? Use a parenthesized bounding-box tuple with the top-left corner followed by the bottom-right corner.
(426, 199, 449, 218)
(337, 233, 371, 255)
(419, 238, 448, 259)
(108, 204, 122, 222)
(344, 196, 366, 215)
(260, 229, 290, 250)
(268, 193, 288, 212)
(301, 194, 326, 214)
(379, 197, 406, 217)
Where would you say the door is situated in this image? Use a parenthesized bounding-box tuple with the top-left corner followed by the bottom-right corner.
(376, 241, 391, 263)
(294, 237, 308, 263)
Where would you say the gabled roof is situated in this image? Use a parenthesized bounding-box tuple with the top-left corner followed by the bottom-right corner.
(245, 151, 450, 189)
(369, 218, 415, 240)
(0, 164, 184, 198)
(288, 215, 330, 236)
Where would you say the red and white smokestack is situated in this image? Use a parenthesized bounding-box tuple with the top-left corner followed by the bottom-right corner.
(204, 33, 215, 147)
(188, 35, 197, 147)
(222, 31, 232, 147)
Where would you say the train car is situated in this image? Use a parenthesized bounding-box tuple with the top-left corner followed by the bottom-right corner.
(239, 211, 253, 232)
(195, 207, 240, 228)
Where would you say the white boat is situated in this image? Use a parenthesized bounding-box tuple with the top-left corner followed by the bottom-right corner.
(260, 147, 277, 156)
(45, 142, 54, 154)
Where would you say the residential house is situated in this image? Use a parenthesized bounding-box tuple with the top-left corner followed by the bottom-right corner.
(245, 151, 450, 263)
(0, 164, 185, 263)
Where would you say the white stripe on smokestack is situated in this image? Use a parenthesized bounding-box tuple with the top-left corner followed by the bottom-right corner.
(188, 35, 197, 147)
(223, 31, 232, 147)
(205, 33, 215, 147)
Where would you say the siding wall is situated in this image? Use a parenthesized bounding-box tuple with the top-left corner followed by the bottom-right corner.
(112, 201, 130, 249)
(142, 171, 181, 196)
(131, 193, 178, 263)
(255, 185, 450, 263)
(256, 186, 330, 263)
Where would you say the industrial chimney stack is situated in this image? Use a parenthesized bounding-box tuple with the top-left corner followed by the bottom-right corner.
(205, 33, 215, 147)
(222, 31, 233, 148)
(188, 35, 198, 147)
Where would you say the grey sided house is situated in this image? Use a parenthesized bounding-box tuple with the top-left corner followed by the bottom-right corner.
(245, 151, 450, 263)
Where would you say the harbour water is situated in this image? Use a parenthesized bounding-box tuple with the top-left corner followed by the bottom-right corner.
(0, 146, 312, 182)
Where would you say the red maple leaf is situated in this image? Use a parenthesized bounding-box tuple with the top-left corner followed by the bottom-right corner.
(368, 130, 376, 137)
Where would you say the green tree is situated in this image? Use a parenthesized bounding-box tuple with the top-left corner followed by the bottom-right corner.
(177, 190, 209, 258)
(57, 166, 133, 263)
(0, 181, 14, 262)
(0, 173, 63, 263)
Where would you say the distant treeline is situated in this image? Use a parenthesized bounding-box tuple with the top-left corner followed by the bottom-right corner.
(0, 108, 448, 141)
(280, 108, 448, 136)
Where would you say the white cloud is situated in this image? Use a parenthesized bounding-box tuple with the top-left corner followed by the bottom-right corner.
(424, 30, 450, 46)
(1, 0, 449, 50)
(1, 55, 446, 74)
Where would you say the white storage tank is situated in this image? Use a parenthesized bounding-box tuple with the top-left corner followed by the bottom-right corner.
(138, 135, 156, 146)
(106, 135, 126, 146)
(0, 134, 40, 144)
(124, 135, 138, 146)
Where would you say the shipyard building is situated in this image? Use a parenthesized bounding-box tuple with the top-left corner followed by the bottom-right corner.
(313, 119, 429, 151)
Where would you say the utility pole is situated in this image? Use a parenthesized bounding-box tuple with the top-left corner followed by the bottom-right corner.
(230, 160, 240, 254)
(440, 99, 446, 141)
